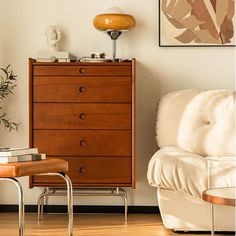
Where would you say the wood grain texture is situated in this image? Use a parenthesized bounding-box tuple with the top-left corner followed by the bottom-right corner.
(203, 187, 236, 207)
(132, 58, 136, 188)
(0, 213, 229, 236)
(34, 65, 131, 76)
(29, 58, 34, 188)
(33, 156, 132, 185)
(33, 130, 131, 157)
(0, 159, 68, 178)
(29, 59, 135, 188)
(33, 103, 131, 130)
(33, 76, 132, 103)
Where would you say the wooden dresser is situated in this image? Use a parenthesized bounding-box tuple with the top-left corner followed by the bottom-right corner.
(29, 58, 135, 189)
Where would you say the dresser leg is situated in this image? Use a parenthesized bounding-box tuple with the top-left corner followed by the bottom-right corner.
(121, 192, 128, 222)
(117, 188, 128, 222)
(36, 186, 128, 223)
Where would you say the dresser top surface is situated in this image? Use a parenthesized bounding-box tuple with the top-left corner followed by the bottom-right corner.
(31, 58, 135, 66)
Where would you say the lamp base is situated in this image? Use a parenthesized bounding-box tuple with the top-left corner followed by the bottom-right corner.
(106, 30, 123, 62)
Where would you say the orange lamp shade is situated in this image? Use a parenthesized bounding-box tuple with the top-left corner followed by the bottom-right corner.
(93, 14, 136, 31)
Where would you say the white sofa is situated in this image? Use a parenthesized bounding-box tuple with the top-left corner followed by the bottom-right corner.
(147, 90, 236, 231)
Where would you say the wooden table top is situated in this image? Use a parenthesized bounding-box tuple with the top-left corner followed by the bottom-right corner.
(202, 187, 236, 206)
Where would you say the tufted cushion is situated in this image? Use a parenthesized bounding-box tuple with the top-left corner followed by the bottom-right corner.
(147, 147, 236, 199)
(156, 90, 236, 157)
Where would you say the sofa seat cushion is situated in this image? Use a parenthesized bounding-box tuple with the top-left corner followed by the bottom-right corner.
(147, 146, 236, 199)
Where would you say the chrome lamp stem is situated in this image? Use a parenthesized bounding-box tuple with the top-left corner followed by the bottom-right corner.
(112, 39, 117, 62)
(107, 30, 122, 62)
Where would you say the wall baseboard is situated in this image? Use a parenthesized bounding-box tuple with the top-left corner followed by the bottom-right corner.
(0, 205, 160, 214)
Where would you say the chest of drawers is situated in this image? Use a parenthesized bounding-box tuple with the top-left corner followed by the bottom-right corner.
(29, 58, 135, 188)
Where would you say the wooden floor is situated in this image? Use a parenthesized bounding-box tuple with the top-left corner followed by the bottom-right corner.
(0, 213, 234, 236)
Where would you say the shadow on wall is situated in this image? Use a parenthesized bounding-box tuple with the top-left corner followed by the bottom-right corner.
(135, 61, 161, 183)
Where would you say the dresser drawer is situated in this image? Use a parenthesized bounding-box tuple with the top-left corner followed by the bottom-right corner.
(33, 130, 131, 156)
(29, 58, 136, 188)
(34, 103, 131, 130)
(33, 65, 131, 76)
(32, 156, 132, 185)
(33, 76, 131, 102)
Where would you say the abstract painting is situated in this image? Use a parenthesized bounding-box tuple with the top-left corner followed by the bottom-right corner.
(159, 0, 235, 46)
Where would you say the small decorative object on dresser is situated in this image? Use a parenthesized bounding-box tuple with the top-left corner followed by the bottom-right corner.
(78, 52, 112, 62)
(93, 7, 136, 61)
(29, 58, 135, 221)
(45, 25, 61, 52)
(37, 25, 70, 62)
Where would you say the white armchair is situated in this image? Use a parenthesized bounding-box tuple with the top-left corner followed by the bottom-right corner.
(147, 90, 236, 232)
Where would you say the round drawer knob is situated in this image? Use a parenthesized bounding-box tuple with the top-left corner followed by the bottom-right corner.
(79, 139, 87, 146)
(78, 86, 86, 93)
(79, 167, 85, 173)
(79, 67, 86, 74)
(79, 113, 86, 120)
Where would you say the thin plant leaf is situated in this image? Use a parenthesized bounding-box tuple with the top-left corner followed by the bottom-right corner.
(0, 65, 19, 131)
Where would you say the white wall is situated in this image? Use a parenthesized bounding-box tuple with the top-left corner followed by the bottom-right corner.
(0, 0, 235, 206)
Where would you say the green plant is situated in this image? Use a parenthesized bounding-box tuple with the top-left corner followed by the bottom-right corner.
(0, 65, 19, 131)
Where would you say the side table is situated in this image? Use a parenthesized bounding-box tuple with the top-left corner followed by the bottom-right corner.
(202, 187, 236, 236)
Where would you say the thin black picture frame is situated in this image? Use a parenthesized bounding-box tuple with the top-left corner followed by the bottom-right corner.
(158, 0, 236, 47)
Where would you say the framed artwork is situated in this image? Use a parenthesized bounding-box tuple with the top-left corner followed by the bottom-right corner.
(159, 0, 235, 47)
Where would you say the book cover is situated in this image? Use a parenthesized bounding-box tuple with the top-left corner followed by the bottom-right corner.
(36, 50, 69, 59)
(0, 153, 46, 163)
(0, 147, 38, 157)
(36, 58, 70, 62)
(36, 58, 55, 62)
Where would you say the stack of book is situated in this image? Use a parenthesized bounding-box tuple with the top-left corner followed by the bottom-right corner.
(0, 148, 46, 164)
(36, 51, 71, 62)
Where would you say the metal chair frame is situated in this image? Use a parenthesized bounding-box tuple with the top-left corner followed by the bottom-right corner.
(0, 172, 73, 236)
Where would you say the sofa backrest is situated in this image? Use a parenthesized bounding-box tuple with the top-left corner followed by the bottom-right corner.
(156, 90, 236, 157)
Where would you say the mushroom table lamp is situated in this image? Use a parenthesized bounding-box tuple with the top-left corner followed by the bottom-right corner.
(93, 7, 136, 62)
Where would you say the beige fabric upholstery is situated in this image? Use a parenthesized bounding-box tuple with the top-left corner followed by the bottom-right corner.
(156, 90, 236, 157)
(158, 188, 235, 231)
(147, 89, 236, 231)
(147, 147, 236, 199)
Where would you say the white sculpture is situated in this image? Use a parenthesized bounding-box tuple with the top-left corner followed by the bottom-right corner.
(45, 25, 61, 52)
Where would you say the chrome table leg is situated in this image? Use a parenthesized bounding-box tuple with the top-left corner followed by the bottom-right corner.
(37, 188, 47, 221)
(211, 203, 215, 236)
(38, 173, 73, 236)
(0, 177, 24, 236)
(57, 173, 73, 236)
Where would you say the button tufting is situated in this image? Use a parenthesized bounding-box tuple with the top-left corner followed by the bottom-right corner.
(206, 121, 211, 125)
